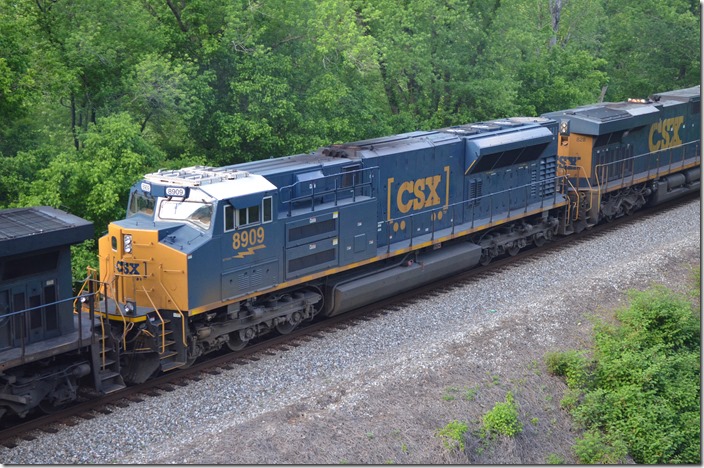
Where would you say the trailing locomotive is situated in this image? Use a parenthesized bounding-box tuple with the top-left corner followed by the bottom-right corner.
(0, 86, 698, 420)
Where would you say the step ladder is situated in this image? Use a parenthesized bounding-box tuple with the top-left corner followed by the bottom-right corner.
(145, 311, 187, 372)
(91, 323, 126, 394)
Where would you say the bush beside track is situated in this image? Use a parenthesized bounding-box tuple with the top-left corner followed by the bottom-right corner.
(546, 278, 701, 464)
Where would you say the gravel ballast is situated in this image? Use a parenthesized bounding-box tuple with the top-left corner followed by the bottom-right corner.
(0, 199, 700, 464)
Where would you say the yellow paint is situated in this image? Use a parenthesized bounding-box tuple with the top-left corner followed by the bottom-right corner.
(232, 226, 265, 252)
(386, 177, 394, 220)
(387, 166, 450, 219)
(233, 244, 266, 259)
(648, 116, 684, 152)
(557, 133, 594, 178)
(464, 158, 477, 175)
(98, 222, 189, 316)
(444, 165, 451, 208)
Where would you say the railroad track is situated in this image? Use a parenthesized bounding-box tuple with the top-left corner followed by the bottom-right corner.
(0, 193, 697, 448)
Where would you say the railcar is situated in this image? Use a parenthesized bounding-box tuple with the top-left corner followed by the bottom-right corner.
(0, 207, 124, 419)
(95, 116, 569, 382)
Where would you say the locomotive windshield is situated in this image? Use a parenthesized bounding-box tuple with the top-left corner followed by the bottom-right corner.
(127, 191, 155, 217)
(158, 200, 213, 229)
(127, 187, 214, 230)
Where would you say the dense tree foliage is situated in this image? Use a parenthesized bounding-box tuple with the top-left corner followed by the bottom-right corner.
(0, 0, 699, 272)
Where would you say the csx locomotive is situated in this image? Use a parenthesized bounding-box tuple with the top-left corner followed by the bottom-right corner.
(0, 86, 700, 419)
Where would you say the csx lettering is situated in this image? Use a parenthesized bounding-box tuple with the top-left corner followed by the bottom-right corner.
(558, 156, 580, 168)
(232, 226, 265, 250)
(116, 261, 140, 275)
(395, 175, 442, 214)
(649, 116, 684, 152)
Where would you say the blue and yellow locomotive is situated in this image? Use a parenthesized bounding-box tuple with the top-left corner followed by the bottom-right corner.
(0, 86, 698, 419)
(92, 85, 700, 384)
(98, 115, 569, 382)
(545, 85, 701, 228)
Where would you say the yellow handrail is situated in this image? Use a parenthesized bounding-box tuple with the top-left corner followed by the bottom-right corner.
(561, 165, 593, 220)
(158, 282, 187, 347)
(140, 286, 167, 354)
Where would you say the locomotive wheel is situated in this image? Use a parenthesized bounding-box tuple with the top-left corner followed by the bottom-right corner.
(508, 244, 520, 256)
(479, 252, 491, 266)
(275, 321, 298, 335)
(533, 233, 546, 247)
(226, 332, 249, 351)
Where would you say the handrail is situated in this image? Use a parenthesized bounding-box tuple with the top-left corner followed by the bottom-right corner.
(279, 166, 378, 216)
(383, 174, 567, 249)
(89, 262, 132, 348)
(594, 140, 700, 191)
(77, 267, 109, 367)
(560, 164, 593, 219)
(158, 282, 187, 347)
(140, 287, 167, 354)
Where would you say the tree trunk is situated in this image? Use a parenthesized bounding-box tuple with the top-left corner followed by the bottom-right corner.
(548, 0, 565, 48)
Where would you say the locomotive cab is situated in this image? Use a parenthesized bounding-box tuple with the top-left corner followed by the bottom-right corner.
(96, 166, 295, 382)
(99, 166, 280, 319)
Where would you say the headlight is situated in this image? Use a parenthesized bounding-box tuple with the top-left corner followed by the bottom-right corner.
(123, 234, 133, 253)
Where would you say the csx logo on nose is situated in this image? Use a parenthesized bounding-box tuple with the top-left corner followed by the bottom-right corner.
(116, 261, 141, 275)
(649, 116, 684, 152)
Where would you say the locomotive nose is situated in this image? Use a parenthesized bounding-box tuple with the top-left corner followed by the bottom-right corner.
(99, 221, 189, 317)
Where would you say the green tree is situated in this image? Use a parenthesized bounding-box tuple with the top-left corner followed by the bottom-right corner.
(602, 0, 700, 100)
(19, 113, 201, 231)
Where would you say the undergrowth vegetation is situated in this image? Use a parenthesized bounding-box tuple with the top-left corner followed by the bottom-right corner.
(481, 391, 523, 438)
(546, 281, 701, 464)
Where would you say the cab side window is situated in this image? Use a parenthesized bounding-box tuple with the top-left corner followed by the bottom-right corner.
(239, 205, 260, 227)
(224, 205, 236, 232)
(225, 197, 273, 231)
(262, 197, 273, 223)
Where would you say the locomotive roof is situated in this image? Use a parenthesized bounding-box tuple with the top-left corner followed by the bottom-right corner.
(652, 85, 700, 103)
(0, 206, 93, 257)
(316, 118, 554, 158)
(143, 166, 277, 200)
(542, 85, 701, 136)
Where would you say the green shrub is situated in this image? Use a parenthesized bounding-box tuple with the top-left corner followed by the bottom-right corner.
(482, 391, 523, 437)
(549, 286, 701, 464)
(436, 420, 469, 452)
(545, 453, 565, 464)
(573, 429, 628, 464)
(544, 349, 590, 388)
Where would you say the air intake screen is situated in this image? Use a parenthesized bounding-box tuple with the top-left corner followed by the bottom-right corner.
(288, 219, 336, 242)
(288, 249, 336, 273)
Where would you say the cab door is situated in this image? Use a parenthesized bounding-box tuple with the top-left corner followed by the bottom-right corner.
(220, 195, 280, 301)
